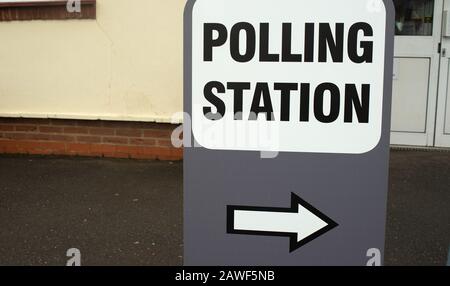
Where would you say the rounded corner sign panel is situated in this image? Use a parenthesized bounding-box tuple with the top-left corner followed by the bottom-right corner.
(191, 0, 388, 154)
(184, 0, 394, 266)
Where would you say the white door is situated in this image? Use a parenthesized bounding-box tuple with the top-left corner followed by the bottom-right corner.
(436, 0, 450, 147)
(391, 0, 443, 146)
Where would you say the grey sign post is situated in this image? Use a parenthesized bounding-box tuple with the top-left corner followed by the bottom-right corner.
(184, 0, 395, 265)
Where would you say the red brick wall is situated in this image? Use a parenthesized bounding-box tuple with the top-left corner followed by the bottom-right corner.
(0, 118, 182, 161)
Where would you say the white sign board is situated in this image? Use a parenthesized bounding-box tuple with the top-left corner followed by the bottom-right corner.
(191, 0, 387, 154)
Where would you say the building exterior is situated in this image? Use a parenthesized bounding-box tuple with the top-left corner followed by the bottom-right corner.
(392, 0, 450, 148)
(0, 0, 448, 160)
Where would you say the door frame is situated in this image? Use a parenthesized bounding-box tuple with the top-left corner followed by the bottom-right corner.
(435, 0, 450, 147)
(391, 0, 444, 147)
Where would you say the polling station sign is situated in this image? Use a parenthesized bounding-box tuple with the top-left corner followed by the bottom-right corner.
(191, 0, 388, 154)
(184, 0, 394, 265)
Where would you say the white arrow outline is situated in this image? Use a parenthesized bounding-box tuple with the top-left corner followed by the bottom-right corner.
(227, 193, 338, 252)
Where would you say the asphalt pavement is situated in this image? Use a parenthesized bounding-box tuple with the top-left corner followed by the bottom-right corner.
(0, 149, 448, 266)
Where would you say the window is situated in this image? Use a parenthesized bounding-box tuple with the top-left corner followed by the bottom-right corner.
(394, 0, 434, 36)
(0, 0, 96, 21)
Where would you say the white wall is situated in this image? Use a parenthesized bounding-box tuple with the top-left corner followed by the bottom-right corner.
(0, 0, 184, 123)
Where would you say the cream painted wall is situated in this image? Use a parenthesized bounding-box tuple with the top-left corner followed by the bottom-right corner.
(0, 0, 184, 123)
